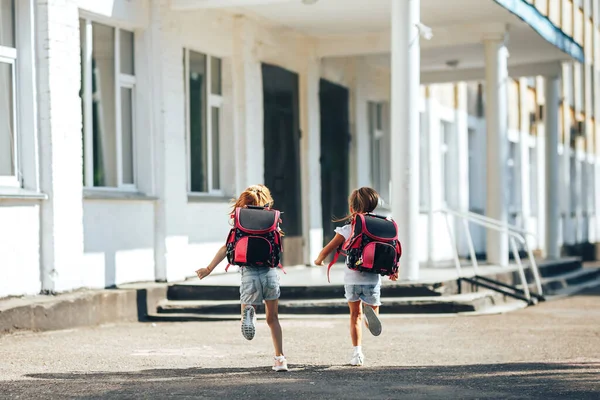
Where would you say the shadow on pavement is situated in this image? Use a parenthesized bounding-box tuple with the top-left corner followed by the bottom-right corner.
(1, 361, 599, 399)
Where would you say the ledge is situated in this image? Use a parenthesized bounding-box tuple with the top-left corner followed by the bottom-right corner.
(83, 189, 158, 202)
(0, 188, 47, 201)
(187, 193, 232, 203)
(493, 0, 585, 63)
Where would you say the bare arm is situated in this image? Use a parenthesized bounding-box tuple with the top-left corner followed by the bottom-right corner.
(196, 245, 227, 280)
(314, 234, 346, 266)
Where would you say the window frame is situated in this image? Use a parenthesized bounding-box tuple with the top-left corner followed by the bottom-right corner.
(440, 119, 454, 208)
(369, 102, 384, 193)
(0, 1, 19, 188)
(368, 101, 392, 205)
(529, 145, 537, 217)
(80, 18, 137, 191)
(183, 48, 223, 196)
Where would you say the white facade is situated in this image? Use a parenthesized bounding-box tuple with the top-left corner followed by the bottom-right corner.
(1, 0, 599, 297)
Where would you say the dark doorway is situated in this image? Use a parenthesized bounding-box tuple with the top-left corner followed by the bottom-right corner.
(319, 79, 350, 246)
(262, 63, 303, 265)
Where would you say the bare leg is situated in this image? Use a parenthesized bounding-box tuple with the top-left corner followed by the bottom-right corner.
(348, 301, 363, 347)
(264, 299, 284, 356)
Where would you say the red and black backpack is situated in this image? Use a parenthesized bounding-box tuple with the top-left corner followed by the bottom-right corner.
(225, 206, 283, 270)
(328, 213, 402, 281)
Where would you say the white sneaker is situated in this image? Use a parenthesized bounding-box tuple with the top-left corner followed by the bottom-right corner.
(241, 305, 256, 341)
(350, 351, 364, 366)
(272, 356, 289, 372)
(363, 303, 382, 336)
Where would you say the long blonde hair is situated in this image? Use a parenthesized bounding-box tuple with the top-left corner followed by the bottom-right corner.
(334, 187, 379, 222)
(231, 184, 274, 213)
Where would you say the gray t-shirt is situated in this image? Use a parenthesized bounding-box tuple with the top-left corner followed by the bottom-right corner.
(334, 224, 381, 285)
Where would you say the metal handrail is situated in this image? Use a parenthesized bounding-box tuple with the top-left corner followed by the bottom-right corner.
(431, 208, 543, 301)
(443, 209, 544, 297)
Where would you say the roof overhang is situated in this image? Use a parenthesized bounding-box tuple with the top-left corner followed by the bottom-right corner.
(170, 0, 584, 81)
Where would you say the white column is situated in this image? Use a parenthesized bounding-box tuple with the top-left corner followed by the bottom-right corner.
(391, 0, 420, 280)
(535, 78, 547, 253)
(37, 0, 84, 292)
(16, 0, 39, 191)
(300, 48, 323, 264)
(148, 0, 190, 282)
(455, 83, 470, 255)
(484, 36, 509, 266)
(545, 75, 561, 259)
(425, 93, 436, 266)
(561, 64, 573, 246)
(354, 57, 371, 188)
(145, 2, 166, 281)
(232, 17, 263, 192)
(595, 16, 600, 249)
(518, 78, 532, 235)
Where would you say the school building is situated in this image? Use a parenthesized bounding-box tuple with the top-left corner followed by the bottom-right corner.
(1, 0, 599, 297)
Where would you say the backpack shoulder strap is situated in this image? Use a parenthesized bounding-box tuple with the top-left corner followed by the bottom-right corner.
(326, 249, 342, 284)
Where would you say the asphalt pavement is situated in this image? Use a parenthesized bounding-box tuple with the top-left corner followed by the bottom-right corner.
(1, 286, 599, 399)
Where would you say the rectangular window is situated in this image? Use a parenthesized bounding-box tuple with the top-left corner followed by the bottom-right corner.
(591, 66, 595, 118)
(570, 154, 577, 214)
(0, 0, 14, 48)
(369, 102, 383, 195)
(419, 111, 428, 209)
(367, 102, 392, 205)
(589, 163, 596, 214)
(80, 19, 136, 188)
(575, 63, 584, 113)
(581, 161, 589, 214)
(440, 121, 453, 206)
(184, 49, 222, 193)
(508, 79, 520, 130)
(0, 0, 18, 187)
(468, 128, 479, 212)
(564, 63, 574, 109)
(529, 147, 537, 216)
(507, 142, 521, 211)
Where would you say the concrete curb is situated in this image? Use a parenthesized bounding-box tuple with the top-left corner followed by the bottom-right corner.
(0, 284, 167, 335)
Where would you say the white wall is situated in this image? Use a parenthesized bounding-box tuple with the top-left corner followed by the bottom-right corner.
(187, 202, 232, 275)
(0, 203, 41, 297)
(83, 201, 155, 288)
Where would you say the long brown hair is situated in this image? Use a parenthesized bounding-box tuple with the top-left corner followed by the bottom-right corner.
(334, 187, 379, 222)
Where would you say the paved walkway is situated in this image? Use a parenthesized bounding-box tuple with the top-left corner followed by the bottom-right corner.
(1, 286, 599, 399)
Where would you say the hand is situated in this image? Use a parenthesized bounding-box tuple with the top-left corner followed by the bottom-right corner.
(389, 271, 399, 281)
(196, 267, 212, 280)
(314, 258, 325, 266)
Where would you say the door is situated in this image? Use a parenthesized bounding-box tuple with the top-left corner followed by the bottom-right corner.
(262, 63, 303, 265)
(319, 79, 350, 246)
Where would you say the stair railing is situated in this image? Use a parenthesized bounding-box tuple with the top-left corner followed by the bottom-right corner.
(432, 208, 544, 303)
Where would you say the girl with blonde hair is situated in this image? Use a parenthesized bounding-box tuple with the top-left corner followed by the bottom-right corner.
(196, 184, 288, 372)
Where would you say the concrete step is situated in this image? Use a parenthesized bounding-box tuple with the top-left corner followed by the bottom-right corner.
(155, 290, 509, 316)
(526, 257, 582, 280)
(166, 281, 453, 302)
(515, 266, 600, 297)
(147, 297, 527, 322)
(541, 267, 600, 295)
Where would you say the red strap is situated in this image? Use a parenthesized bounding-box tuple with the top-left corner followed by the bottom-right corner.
(326, 251, 341, 283)
(278, 263, 287, 274)
(225, 263, 231, 272)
